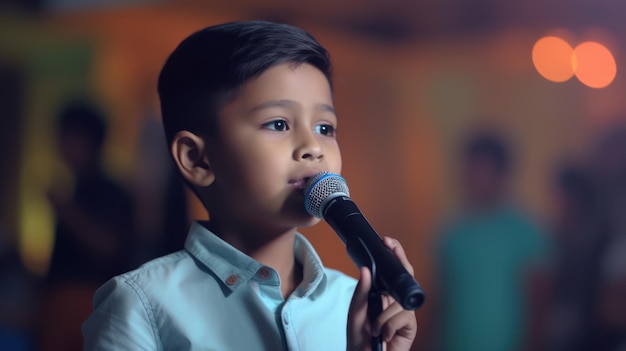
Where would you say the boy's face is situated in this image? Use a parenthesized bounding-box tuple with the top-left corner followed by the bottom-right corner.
(463, 154, 506, 207)
(205, 63, 342, 234)
(58, 130, 95, 173)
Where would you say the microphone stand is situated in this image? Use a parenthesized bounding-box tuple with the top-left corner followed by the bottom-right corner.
(348, 237, 384, 351)
(367, 261, 383, 351)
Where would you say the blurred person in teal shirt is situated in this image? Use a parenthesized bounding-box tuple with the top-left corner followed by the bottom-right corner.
(434, 130, 552, 351)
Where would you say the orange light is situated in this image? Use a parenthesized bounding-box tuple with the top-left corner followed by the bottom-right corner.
(573, 41, 617, 89)
(532, 36, 575, 82)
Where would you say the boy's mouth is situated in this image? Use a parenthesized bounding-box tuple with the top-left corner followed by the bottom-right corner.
(290, 170, 323, 193)
(289, 178, 309, 190)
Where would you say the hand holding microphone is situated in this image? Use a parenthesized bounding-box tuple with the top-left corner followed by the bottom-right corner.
(303, 172, 425, 311)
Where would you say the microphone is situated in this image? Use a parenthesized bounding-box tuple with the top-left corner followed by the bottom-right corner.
(304, 172, 425, 310)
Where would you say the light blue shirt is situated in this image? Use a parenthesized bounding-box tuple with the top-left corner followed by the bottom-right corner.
(82, 221, 357, 350)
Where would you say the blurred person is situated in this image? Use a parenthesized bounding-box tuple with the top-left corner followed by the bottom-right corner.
(38, 99, 134, 351)
(547, 165, 605, 351)
(434, 130, 552, 351)
(590, 124, 626, 351)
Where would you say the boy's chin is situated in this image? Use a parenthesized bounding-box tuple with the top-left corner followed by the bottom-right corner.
(285, 196, 321, 227)
(294, 214, 322, 228)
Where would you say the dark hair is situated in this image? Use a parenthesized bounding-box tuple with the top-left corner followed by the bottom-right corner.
(157, 20, 333, 146)
(56, 99, 107, 152)
(464, 132, 512, 174)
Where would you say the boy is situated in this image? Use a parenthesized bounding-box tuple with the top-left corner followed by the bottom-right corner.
(82, 21, 417, 350)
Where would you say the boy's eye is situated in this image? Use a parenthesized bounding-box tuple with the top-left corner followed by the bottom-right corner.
(314, 124, 336, 137)
(263, 120, 289, 131)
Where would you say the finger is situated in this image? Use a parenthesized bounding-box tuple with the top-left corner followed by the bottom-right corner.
(381, 310, 418, 344)
(371, 299, 404, 337)
(347, 266, 372, 349)
(374, 305, 418, 344)
(383, 236, 414, 276)
(349, 266, 372, 316)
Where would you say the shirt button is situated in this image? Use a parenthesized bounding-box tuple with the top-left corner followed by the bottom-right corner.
(257, 267, 271, 279)
(226, 274, 239, 285)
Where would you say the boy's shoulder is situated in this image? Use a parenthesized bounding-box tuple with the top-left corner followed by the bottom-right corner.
(128, 249, 188, 271)
(102, 250, 195, 293)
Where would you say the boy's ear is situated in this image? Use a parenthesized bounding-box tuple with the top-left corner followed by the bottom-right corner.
(171, 131, 215, 187)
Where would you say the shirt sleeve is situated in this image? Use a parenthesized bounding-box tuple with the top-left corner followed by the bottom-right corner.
(82, 276, 160, 351)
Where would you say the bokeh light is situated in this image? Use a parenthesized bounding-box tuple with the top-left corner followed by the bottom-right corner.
(532, 36, 575, 82)
(573, 41, 617, 89)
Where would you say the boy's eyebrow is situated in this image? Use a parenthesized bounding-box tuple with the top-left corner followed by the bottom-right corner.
(251, 99, 336, 115)
(318, 103, 337, 115)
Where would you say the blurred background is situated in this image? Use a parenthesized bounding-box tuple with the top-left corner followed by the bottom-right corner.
(1, 0, 626, 350)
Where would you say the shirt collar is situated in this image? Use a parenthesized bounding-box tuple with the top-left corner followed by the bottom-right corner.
(184, 221, 327, 297)
(293, 232, 326, 297)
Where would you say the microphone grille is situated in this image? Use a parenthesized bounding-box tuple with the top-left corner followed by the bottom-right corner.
(304, 172, 350, 218)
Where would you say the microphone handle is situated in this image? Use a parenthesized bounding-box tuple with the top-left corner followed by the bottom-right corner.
(322, 196, 425, 310)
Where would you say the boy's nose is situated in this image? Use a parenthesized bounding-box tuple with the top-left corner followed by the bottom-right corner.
(294, 131, 323, 161)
